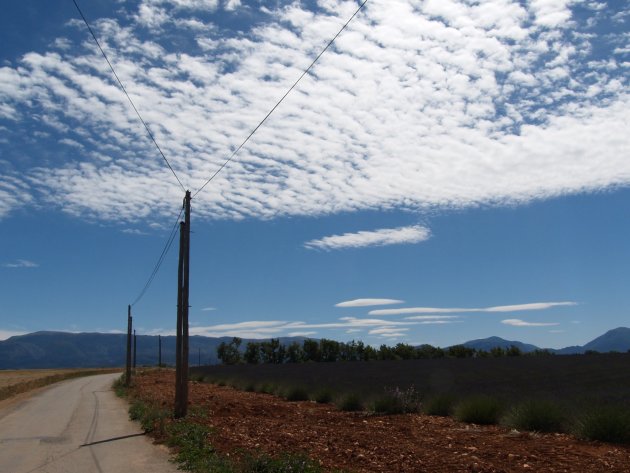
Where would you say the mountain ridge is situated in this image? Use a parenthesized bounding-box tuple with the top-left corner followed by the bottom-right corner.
(459, 327, 630, 354)
(0, 327, 628, 369)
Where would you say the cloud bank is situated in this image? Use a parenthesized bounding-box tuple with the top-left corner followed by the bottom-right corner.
(0, 0, 627, 223)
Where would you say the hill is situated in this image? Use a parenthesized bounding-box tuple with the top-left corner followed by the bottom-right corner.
(1, 328, 629, 369)
(0, 331, 305, 369)
(581, 327, 630, 353)
(461, 327, 630, 355)
(461, 336, 540, 353)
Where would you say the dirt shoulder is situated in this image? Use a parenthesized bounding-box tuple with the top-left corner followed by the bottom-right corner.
(133, 370, 630, 472)
(0, 368, 121, 402)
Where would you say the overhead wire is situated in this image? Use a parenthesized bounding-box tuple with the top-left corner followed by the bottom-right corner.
(71, 0, 368, 307)
(130, 205, 184, 307)
(72, 0, 187, 193)
(193, 0, 369, 198)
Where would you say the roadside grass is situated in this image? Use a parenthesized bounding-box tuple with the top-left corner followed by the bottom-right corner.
(503, 399, 568, 433)
(112, 374, 127, 397)
(455, 396, 504, 425)
(123, 372, 328, 473)
(0, 368, 120, 402)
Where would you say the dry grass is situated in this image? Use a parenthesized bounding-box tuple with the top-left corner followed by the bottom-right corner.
(0, 368, 120, 401)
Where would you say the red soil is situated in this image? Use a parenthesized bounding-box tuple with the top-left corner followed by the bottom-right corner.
(132, 370, 630, 472)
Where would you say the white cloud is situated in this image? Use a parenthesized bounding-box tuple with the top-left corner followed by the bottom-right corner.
(188, 316, 420, 338)
(2, 259, 39, 268)
(486, 302, 577, 312)
(529, 0, 574, 27)
(224, 0, 241, 11)
(0, 0, 628, 224)
(0, 175, 33, 220)
(501, 318, 560, 327)
(288, 331, 316, 337)
(201, 307, 217, 311)
(305, 225, 431, 251)
(335, 298, 404, 307)
(404, 315, 461, 320)
(368, 327, 409, 337)
(370, 301, 577, 316)
(122, 228, 148, 235)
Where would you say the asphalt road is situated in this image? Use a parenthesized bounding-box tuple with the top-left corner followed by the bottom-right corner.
(0, 372, 179, 473)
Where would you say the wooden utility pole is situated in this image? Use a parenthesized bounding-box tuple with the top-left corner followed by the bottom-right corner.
(158, 334, 162, 367)
(133, 329, 137, 370)
(174, 191, 191, 418)
(126, 305, 132, 386)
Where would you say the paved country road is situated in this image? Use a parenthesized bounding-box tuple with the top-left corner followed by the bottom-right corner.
(0, 373, 179, 473)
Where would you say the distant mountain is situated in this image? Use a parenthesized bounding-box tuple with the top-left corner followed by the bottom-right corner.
(461, 336, 540, 353)
(461, 327, 630, 355)
(0, 331, 307, 369)
(581, 327, 630, 353)
(1, 328, 629, 369)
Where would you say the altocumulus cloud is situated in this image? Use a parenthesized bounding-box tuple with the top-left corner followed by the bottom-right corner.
(305, 225, 431, 250)
(0, 0, 628, 225)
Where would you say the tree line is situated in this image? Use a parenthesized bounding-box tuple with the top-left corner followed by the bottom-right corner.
(216, 337, 554, 365)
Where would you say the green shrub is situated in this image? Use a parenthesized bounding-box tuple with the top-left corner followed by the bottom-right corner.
(258, 383, 278, 395)
(314, 389, 333, 404)
(285, 387, 310, 402)
(423, 394, 456, 417)
(337, 393, 363, 412)
(575, 407, 630, 444)
(372, 394, 405, 414)
(455, 396, 503, 425)
(504, 399, 567, 433)
(245, 383, 257, 392)
(372, 386, 421, 414)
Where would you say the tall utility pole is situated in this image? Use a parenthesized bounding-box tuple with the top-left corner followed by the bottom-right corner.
(126, 305, 132, 386)
(133, 329, 137, 370)
(158, 334, 162, 367)
(174, 191, 191, 418)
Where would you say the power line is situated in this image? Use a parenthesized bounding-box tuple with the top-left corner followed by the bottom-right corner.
(130, 205, 184, 307)
(193, 0, 369, 198)
(72, 0, 187, 193)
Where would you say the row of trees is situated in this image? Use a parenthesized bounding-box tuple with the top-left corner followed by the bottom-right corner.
(216, 337, 553, 365)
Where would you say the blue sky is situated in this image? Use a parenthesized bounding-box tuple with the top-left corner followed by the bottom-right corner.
(1, 0, 628, 349)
